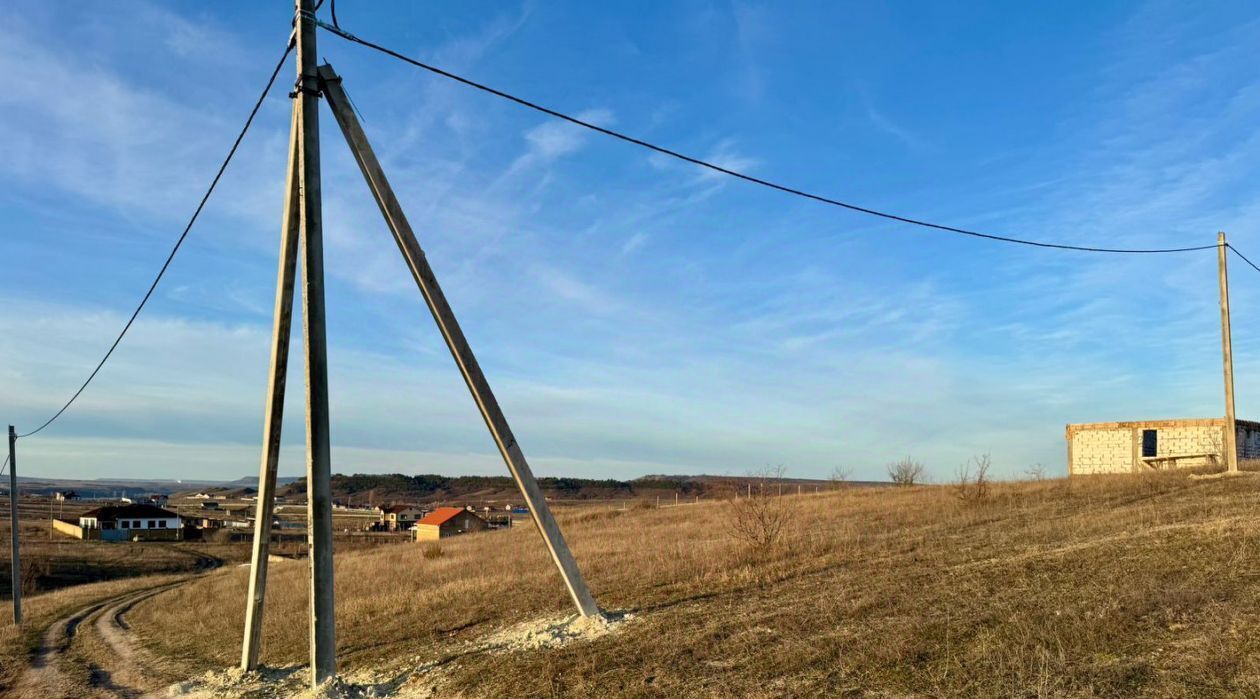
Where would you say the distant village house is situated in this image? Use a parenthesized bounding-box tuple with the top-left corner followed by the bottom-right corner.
(379, 505, 425, 531)
(413, 507, 487, 541)
(53, 503, 183, 541)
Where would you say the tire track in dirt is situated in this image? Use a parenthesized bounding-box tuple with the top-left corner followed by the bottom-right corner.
(13, 552, 223, 698)
(86, 582, 189, 697)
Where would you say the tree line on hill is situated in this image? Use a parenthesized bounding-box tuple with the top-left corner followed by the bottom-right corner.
(276, 473, 715, 503)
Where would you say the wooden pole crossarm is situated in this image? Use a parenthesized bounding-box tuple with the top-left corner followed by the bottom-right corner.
(317, 62, 600, 618)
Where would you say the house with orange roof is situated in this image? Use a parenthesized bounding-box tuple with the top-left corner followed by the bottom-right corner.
(413, 506, 488, 541)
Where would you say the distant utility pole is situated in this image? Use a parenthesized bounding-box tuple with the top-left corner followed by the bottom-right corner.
(8, 425, 21, 625)
(1219, 231, 1239, 473)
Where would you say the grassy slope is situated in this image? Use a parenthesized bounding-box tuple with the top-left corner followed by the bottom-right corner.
(127, 473, 1260, 697)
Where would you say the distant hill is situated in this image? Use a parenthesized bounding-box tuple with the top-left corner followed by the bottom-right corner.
(275, 472, 874, 505)
(9, 475, 300, 499)
(228, 475, 302, 487)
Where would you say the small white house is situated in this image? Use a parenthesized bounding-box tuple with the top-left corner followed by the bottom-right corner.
(77, 503, 183, 541)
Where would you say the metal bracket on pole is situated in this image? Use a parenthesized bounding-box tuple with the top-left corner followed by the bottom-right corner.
(317, 63, 601, 618)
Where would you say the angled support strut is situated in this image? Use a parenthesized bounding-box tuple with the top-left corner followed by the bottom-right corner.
(318, 63, 600, 617)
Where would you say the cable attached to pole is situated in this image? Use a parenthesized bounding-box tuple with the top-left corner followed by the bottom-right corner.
(17, 39, 296, 440)
(1228, 244, 1260, 275)
(315, 20, 1220, 256)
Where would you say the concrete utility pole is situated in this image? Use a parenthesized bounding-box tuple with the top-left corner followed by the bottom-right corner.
(241, 97, 302, 671)
(1219, 231, 1239, 473)
(318, 64, 600, 618)
(8, 425, 20, 625)
(298, 0, 339, 667)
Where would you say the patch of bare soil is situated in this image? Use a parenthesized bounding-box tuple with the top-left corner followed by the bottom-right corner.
(161, 611, 635, 698)
(480, 610, 633, 652)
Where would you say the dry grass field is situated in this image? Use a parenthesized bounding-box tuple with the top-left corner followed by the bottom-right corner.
(7, 471, 1260, 697)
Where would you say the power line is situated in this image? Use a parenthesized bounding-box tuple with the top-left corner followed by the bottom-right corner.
(1228, 244, 1260, 275)
(314, 20, 1220, 256)
(16, 39, 296, 440)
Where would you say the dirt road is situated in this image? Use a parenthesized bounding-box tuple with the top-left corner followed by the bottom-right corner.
(12, 549, 221, 698)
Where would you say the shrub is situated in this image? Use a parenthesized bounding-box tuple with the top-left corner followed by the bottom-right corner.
(954, 453, 992, 503)
(422, 543, 444, 560)
(888, 458, 925, 486)
(726, 466, 789, 550)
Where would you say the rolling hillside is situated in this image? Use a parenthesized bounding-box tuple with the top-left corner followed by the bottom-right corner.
(73, 471, 1260, 697)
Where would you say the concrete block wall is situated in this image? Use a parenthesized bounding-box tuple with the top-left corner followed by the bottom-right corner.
(1066, 419, 1252, 474)
(1070, 428, 1132, 475)
(1153, 425, 1221, 467)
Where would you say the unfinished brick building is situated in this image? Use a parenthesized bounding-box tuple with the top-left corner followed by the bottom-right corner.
(1066, 418, 1260, 475)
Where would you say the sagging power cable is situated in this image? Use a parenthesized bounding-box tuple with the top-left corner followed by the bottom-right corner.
(315, 19, 1221, 256)
(16, 38, 296, 440)
(1228, 244, 1260, 275)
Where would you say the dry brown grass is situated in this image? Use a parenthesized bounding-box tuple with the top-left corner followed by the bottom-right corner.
(101, 473, 1260, 696)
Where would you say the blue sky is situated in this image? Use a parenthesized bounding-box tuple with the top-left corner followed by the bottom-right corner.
(4, 1, 1260, 482)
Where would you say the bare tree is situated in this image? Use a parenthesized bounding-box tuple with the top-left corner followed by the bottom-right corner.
(954, 453, 992, 503)
(1025, 463, 1047, 481)
(830, 465, 852, 489)
(727, 466, 790, 550)
(887, 457, 925, 486)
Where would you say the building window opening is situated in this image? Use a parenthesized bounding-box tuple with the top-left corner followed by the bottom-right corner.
(1141, 429, 1158, 458)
